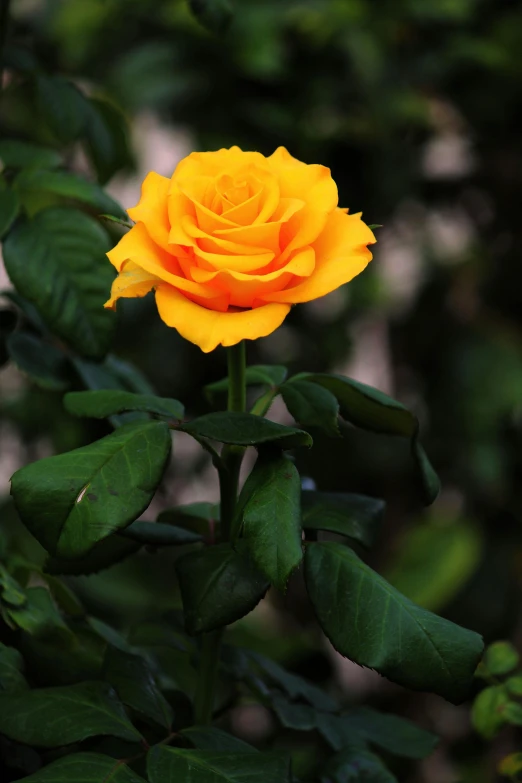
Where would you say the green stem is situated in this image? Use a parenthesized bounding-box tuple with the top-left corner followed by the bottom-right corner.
(193, 341, 246, 726)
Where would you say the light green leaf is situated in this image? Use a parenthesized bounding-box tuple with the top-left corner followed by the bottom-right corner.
(176, 543, 269, 635)
(305, 542, 484, 703)
(472, 685, 510, 738)
(302, 491, 384, 549)
(15, 752, 146, 782)
(3, 207, 116, 360)
(181, 412, 312, 450)
(0, 681, 141, 746)
(484, 641, 519, 676)
(64, 390, 184, 421)
(147, 746, 290, 783)
(240, 454, 302, 591)
(11, 420, 172, 558)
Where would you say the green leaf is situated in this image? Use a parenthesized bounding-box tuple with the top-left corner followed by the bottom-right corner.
(45, 535, 141, 575)
(84, 98, 132, 185)
(16, 752, 147, 782)
(11, 420, 172, 557)
(7, 331, 70, 391)
(471, 685, 510, 738)
(205, 365, 287, 404)
(0, 681, 141, 746)
(147, 746, 290, 783)
(182, 726, 258, 753)
(335, 707, 438, 760)
(3, 207, 116, 360)
(176, 543, 269, 634)
(14, 169, 126, 219)
(120, 520, 202, 546)
(247, 650, 336, 712)
(504, 702, 522, 726)
(35, 75, 88, 144)
(302, 373, 440, 504)
(181, 412, 312, 450)
(64, 390, 184, 421)
(506, 675, 522, 697)
(188, 0, 234, 34)
(270, 696, 318, 731)
(385, 518, 483, 612)
(157, 502, 219, 537)
(5, 586, 73, 643)
(103, 647, 173, 730)
(281, 379, 340, 437)
(484, 641, 519, 676)
(0, 140, 62, 170)
(302, 491, 384, 549)
(499, 753, 522, 778)
(305, 542, 484, 703)
(0, 187, 20, 237)
(239, 454, 302, 591)
(0, 562, 26, 606)
(0, 643, 28, 692)
(322, 746, 398, 783)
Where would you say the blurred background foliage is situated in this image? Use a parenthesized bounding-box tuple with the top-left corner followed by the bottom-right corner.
(2, 0, 522, 780)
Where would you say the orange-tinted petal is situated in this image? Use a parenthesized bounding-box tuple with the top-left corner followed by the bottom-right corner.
(126, 172, 171, 251)
(259, 210, 375, 304)
(155, 286, 291, 353)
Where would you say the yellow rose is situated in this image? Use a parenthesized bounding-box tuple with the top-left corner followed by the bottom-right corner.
(105, 146, 376, 353)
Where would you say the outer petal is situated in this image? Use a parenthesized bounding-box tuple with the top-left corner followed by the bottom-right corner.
(259, 210, 375, 304)
(105, 261, 160, 309)
(107, 222, 228, 309)
(155, 286, 291, 353)
(267, 147, 338, 212)
(126, 172, 171, 251)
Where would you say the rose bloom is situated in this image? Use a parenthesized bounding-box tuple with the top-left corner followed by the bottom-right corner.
(105, 147, 376, 352)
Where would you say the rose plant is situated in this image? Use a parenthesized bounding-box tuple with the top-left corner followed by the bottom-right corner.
(0, 28, 484, 783)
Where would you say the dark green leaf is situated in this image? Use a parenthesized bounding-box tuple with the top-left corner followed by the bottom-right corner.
(84, 98, 132, 184)
(14, 169, 126, 219)
(1, 290, 46, 332)
(240, 454, 302, 591)
(120, 520, 202, 546)
(3, 207, 116, 360)
(0, 188, 20, 237)
(0, 643, 28, 692)
(302, 373, 440, 504)
(176, 543, 269, 634)
(335, 707, 438, 759)
(302, 491, 384, 548)
(157, 502, 220, 538)
(35, 76, 87, 144)
(64, 390, 184, 421)
(322, 746, 397, 783)
(45, 535, 141, 575)
(205, 365, 287, 404)
(147, 746, 290, 783)
(281, 380, 340, 437)
(189, 0, 234, 34)
(103, 647, 173, 730)
(504, 702, 522, 726)
(182, 726, 258, 753)
(0, 681, 141, 746)
(0, 140, 62, 170)
(305, 542, 484, 703)
(484, 641, 519, 676)
(7, 332, 70, 390)
(16, 752, 146, 782)
(181, 412, 312, 450)
(0, 563, 26, 606)
(471, 685, 510, 738)
(506, 675, 522, 696)
(269, 696, 318, 731)
(5, 586, 73, 644)
(11, 420, 172, 558)
(247, 651, 336, 712)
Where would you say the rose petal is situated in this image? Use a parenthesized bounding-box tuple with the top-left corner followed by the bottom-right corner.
(126, 172, 171, 251)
